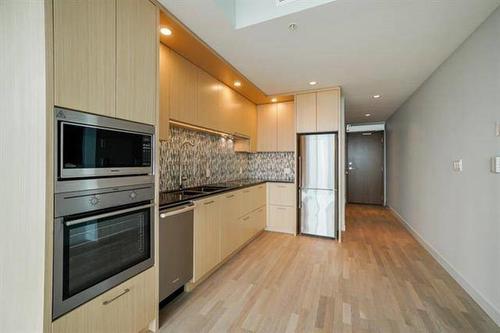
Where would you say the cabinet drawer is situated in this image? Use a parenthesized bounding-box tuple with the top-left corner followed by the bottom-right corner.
(268, 183, 295, 207)
(52, 268, 155, 333)
(267, 206, 296, 235)
(254, 184, 266, 208)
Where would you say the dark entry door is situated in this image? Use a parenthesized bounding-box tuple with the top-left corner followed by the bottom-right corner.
(347, 131, 384, 205)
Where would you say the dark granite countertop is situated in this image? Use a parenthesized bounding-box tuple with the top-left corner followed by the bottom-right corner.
(159, 179, 294, 209)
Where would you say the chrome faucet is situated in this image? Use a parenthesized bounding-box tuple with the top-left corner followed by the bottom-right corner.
(179, 140, 195, 189)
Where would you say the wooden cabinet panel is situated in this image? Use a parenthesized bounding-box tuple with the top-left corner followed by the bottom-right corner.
(296, 93, 316, 133)
(220, 191, 241, 259)
(317, 89, 340, 132)
(277, 101, 295, 151)
(159, 43, 171, 140)
(253, 206, 266, 234)
(268, 206, 296, 235)
(116, 0, 157, 125)
(257, 104, 277, 152)
(269, 183, 295, 207)
(54, 0, 115, 117)
(169, 51, 198, 124)
(255, 184, 266, 208)
(194, 197, 221, 282)
(219, 84, 237, 133)
(240, 187, 253, 215)
(52, 268, 155, 333)
(197, 69, 220, 130)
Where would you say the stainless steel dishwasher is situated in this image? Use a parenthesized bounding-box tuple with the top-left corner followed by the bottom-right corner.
(159, 202, 195, 303)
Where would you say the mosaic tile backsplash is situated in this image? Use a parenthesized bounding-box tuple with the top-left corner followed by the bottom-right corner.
(159, 126, 295, 191)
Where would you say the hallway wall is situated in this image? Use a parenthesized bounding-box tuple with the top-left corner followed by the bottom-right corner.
(386, 6, 500, 325)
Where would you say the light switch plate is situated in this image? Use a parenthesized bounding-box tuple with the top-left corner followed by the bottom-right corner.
(205, 168, 211, 178)
(492, 157, 500, 173)
(453, 159, 463, 172)
(496, 122, 500, 137)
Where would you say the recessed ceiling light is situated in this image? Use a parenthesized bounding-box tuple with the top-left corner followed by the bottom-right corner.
(271, 97, 277, 102)
(365, 113, 372, 117)
(234, 81, 242, 87)
(372, 94, 381, 99)
(309, 81, 318, 86)
(160, 27, 172, 36)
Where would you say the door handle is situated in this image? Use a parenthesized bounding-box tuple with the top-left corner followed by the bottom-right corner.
(103, 288, 130, 305)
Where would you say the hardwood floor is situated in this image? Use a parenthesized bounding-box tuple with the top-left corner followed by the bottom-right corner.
(159, 204, 499, 332)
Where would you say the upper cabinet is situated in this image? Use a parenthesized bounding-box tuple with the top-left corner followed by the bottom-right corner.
(54, 0, 116, 117)
(277, 102, 295, 151)
(116, 0, 157, 125)
(53, 0, 157, 125)
(197, 69, 220, 130)
(257, 102, 295, 152)
(159, 44, 171, 140)
(296, 88, 340, 133)
(169, 51, 198, 124)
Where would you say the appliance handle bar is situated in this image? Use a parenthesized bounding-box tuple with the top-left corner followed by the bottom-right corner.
(65, 203, 154, 227)
(298, 155, 302, 188)
(160, 202, 195, 219)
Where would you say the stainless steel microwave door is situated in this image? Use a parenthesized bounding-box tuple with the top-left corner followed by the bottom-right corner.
(300, 189, 336, 238)
(299, 134, 336, 190)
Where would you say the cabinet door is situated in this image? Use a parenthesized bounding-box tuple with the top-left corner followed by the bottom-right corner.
(194, 197, 221, 282)
(54, 0, 115, 117)
(268, 206, 296, 235)
(277, 101, 295, 151)
(116, 0, 157, 125)
(240, 188, 254, 215)
(218, 84, 236, 133)
(255, 184, 266, 208)
(169, 51, 198, 124)
(296, 93, 316, 133)
(52, 268, 155, 333)
(269, 183, 296, 207)
(197, 69, 220, 130)
(159, 44, 171, 140)
(257, 104, 277, 152)
(220, 192, 241, 259)
(254, 206, 266, 233)
(239, 213, 253, 245)
(317, 89, 340, 132)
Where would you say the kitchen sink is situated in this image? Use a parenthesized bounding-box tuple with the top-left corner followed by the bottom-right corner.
(189, 186, 228, 193)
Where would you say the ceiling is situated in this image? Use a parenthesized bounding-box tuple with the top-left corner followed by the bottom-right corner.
(158, 0, 500, 123)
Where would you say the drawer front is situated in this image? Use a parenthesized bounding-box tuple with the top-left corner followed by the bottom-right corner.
(269, 183, 295, 207)
(268, 206, 296, 235)
(52, 268, 155, 333)
(254, 184, 266, 208)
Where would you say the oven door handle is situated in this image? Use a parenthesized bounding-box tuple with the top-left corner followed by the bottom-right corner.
(65, 203, 154, 227)
(160, 202, 195, 219)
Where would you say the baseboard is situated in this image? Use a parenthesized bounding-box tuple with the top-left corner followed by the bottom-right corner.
(388, 206, 500, 327)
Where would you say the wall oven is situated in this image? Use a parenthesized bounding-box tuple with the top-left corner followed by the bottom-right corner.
(52, 183, 155, 319)
(55, 107, 154, 180)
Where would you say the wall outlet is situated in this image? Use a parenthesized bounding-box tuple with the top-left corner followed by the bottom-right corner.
(205, 168, 211, 178)
(284, 167, 291, 175)
(453, 159, 463, 172)
(496, 121, 500, 137)
(239, 167, 243, 174)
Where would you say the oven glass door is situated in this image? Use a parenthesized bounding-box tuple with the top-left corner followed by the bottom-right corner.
(60, 122, 152, 178)
(53, 203, 154, 319)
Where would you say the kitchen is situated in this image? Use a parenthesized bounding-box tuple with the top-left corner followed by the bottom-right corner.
(2, 0, 500, 332)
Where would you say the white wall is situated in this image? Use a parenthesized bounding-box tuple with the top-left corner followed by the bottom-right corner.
(0, 1, 47, 332)
(387, 6, 500, 326)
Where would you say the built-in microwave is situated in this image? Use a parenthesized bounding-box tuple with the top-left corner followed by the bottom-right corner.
(55, 107, 154, 180)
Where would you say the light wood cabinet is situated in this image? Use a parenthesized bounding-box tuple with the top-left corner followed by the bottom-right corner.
(159, 43, 171, 140)
(296, 89, 340, 133)
(220, 191, 242, 259)
(169, 51, 198, 124)
(52, 268, 155, 333)
(197, 69, 220, 130)
(277, 101, 295, 151)
(53, 0, 116, 117)
(316, 89, 340, 132)
(296, 93, 316, 133)
(218, 84, 237, 133)
(193, 196, 221, 282)
(116, 0, 157, 125)
(257, 104, 277, 152)
(257, 102, 295, 152)
(269, 183, 295, 207)
(268, 206, 296, 235)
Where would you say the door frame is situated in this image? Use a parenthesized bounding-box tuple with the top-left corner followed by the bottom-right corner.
(346, 123, 386, 206)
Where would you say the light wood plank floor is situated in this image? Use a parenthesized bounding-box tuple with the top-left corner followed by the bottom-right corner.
(159, 204, 499, 332)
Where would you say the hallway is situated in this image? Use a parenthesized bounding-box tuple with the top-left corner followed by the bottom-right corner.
(159, 205, 498, 332)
